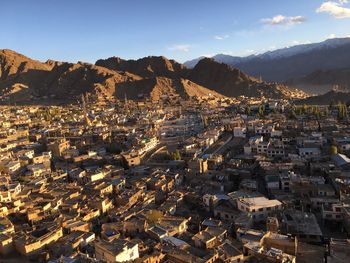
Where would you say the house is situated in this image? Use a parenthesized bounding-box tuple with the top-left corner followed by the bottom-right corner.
(217, 240, 244, 262)
(213, 199, 239, 220)
(0, 234, 13, 255)
(27, 163, 51, 177)
(157, 216, 189, 237)
(0, 217, 15, 235)
(298, 147, 321, 158)
(161, 236, 190, 249)
(95, 239, 139, 263)
(265, 175, 280, 191)
(237, 197, 283, 222)
(122, 151, 141, 167)
(280, 210, 323, 243)
(15, 225, 63, 255)
(234, 127, 246, 138)
(327, 238, 350, 263)
(47, 139, 70, 157)
(192, 228, 220, 249)
(244, 136, 267, 155)
(0, 161, 21, 175)
(188, 158, 208, 174)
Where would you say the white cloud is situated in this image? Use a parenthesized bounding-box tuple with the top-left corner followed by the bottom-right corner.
(316, 1, 350, 19)
(261, 15, 306, 26)
(214, 34, 229, 40)
(167, 44, 191, 52)
(329, 33, 337, 38)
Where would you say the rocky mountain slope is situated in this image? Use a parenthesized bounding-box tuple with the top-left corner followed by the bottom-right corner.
(185, 38, 350, 90)
(288, 68, 350, 95)
(186, 58, 296, 98)
(0, 50, 141, 103)
(115, 77, 224, 101)
(96, 56, 188, 79)
(0, 49, 303, 104)
(0, 49, 52, 80)
(297, 90, 350, 105)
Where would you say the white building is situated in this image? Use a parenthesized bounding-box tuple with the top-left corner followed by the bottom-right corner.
(95, 239, 139, 263)
(234, 127, 246, 138)
(298, 147, 321, 158)
(254, 124, 274, 136)
(237, 197, 282, 222)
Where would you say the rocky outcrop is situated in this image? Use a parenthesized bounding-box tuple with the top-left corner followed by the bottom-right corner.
(0, 49, 303, 104)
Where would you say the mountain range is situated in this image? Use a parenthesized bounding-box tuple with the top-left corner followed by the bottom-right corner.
(0, 49, 301, 104)
(185, 38, 350, 95)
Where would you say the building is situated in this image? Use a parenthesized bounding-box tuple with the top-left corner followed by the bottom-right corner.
(95, 239, 139, 263)
(237, 197, 283, 222)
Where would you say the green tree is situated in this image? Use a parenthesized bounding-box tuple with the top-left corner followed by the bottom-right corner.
(146, 210, 163, 224)
(245, 105, 251, 116)
(295, 106, 302, 116)
(324, 106, 329, 117)
(330, 145, 338, 155)
(202, 116, 208, 128)
(290, 109, 297, 119)
(302, 104, 308, 114)
(313, 106, 320, 118)
(258, 105, 265, 117)
(337, 103, 348, 120)
(171, 150, 181, 160)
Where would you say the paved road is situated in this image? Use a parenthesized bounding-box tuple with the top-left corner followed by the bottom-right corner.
(202, 133, 233, 156)
(141, 143, 165, 163)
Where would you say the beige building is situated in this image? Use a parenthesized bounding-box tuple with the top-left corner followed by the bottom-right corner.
(47, 139, 70, 157)
(0, 234, 13, 254)
(237, 197, 282, 222)
(95, 239, 139, 263)
(15, 226, 63, 255)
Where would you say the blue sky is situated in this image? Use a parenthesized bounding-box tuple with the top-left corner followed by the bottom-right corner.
(1, 0, 350, 63)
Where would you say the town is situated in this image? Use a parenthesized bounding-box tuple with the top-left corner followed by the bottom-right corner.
(1, 94, 350, 263)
